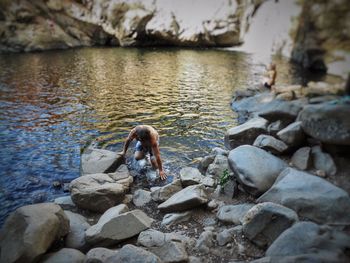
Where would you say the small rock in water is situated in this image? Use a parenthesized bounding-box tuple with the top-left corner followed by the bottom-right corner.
(52, 181, 61, 188)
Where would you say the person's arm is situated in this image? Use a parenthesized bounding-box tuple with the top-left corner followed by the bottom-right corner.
(152, 143, 167, 180)
(121, 128, 136, 156)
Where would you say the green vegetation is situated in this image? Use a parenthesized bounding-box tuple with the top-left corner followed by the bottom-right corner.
(219, 169, 230, 187)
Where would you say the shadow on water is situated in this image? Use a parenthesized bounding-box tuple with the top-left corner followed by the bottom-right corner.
(0, 47, 316, 225)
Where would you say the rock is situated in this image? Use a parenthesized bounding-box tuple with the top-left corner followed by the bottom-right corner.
(228, 145, 288, 196)
(298, 103, 350, 145)
(150, 179, 183, 202)
(54, 196, 75, 208)
(180, 167, 204, 186)
(275, 91, 295, 101)
(206, 155, 229, 179)
(158, 184, 209, 213)
(224, 117, 268, 149)
(40, 248, 85, 263)
(133, 189, 152, 207)
(251, 254, 349, 263)
(258, 168, 350, 225)
(211, 147, 229, 156)
(195, 231, 214, 254)
(242, 202, 298, 248)
(81, 148, 124, 175)
(95, 204, 129, 226)
(267, 120, 285, 136)
(266, 222, 350, 260)
(312, 146, 337, 176)
(200, 176, 217, 188)
(253, 135, 289, 154)
(122, 194, 133, 205)
(64, 211, 90, 251)
(258, 99, 304, 123)
(85, 247, 118, 263)
(198, 155, 215, 174)
(291, 147, 312, 170)
(0, 203, 69, 263)
(70, 172, 129, 213)
(276, 121, 305, 146)
(217, 225, 243, 246)
(105, 244, 161, 263)
(85, 209, 153, 246)
(216, 204, 254, 225)
(161, 211, 192, 226)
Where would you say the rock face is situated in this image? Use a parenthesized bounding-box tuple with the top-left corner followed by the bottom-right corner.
(242, 202, 298, 248)
(216, 204, 254, 225)
(298, 103, 350, 145)
(105, 244, 161, 263)
(64, 211, 91, 251)
(0, 203, 69, 263)
(228, 145, 287, 196)
(158, 184, 209, 212)
(258, 168, 350, 225)
(150, 179, 183, 202)
(224, 117, 268, 149)
(40, 248, 85, 263)
(253, 135, 288, 154)
(85, 209, 153, 246)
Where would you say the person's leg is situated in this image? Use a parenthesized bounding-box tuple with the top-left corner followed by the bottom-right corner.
(134, 141, 145, 160)
(150, 156, 158, 169)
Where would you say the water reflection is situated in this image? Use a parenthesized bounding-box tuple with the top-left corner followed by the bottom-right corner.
(0, 47, 302, 225)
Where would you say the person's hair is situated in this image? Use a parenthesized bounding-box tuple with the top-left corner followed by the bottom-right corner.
(136, 127, 151, 141)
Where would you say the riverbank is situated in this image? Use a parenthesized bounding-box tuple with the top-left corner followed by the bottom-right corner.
(1, 78, 349, 263)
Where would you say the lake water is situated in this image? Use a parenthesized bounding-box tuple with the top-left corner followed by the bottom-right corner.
(0, 47, 308, 225)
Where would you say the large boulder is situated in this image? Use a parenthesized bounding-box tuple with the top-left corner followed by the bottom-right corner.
(258, 99, 304, 123)
(85, 209, 153, 246)
(231, 92, 276, 117)
(228, 145, 288, 196)
(105, 244, 161, 263)
(180, 167, 204, 187)
(276, 121, 305, 146)
(266, 222, 350, 261)
(242, 202, 298, 248)
(81, 148, 124, 175)
(224, 117, 268, 149)
(85, 247, 118, 263)
(298, 103, 350, 145)
(150, 179, 183, 202)
(216, 204, 254, 225)
(40, 248, 85, 263)
(158, 184, 209, 213)
(0, 203, 69, 263)
(258, 168, 350, 225)
(253, 135, 288, 154)
(64, 211, 90, 251)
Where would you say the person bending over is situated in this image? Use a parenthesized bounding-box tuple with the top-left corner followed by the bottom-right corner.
(120, 125, 167, 180)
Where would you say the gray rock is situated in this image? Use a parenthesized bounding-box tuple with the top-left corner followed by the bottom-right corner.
(206, 155, 229, 179)
(0, 203, 69, 263)
(266, 222, 350, 260)
(298, 103, 350, 145)
(105, 244, 161, 263)
(217, 225, 243, 246)
(224, 117, 268, 149)
(85, 209, 154, 246)
(253, 135, 289, 154)
(40, 248, 85, 263)
(211, 147, 229, 156)
(200, 176, 217, 188)
(180, 167, 204, 187)
(133, 189, 152, 207)
(85, 247, 118, 263)
(258, 99, 304, 123)
(228, 145, 287, 196)
(64, 211, 91, 251)
(195, 231, 214, 254)
(81, 148, 124, 175)
(258, 168, 350, 225)
(291, 147, 312, 170)
(251, 254, 349, 263)
(242, 202, 298, 247)
(96, 204, 129, 226)
(150, 179, 183, 202)
(158, 184, 209, 213)
(277, 121, 305, 146)
(312, 146, 337, 176)
(216, 204, 254, 225)
(161, 211, 192, 226)
(54, 196, 75, 207)
(267, 120, 285, 136)
(198, 155, 215, 174)
(231, 92, 276, 116)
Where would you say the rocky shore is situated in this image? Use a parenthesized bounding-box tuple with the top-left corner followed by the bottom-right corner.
(1, 79, 350, 263)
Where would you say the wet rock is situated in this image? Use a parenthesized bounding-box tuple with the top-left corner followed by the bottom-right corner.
(105, 244, 161, 263)
(312, 146, 337, 176)
(81, 148, 124, 175)
(217, 204, 254, 225)
(258, 99, 304, 123)
(150, 179, 183, 202)
(40, 248, 85, 263)
(0, 203, 69, 263)
(180, 167, 204, 186)
(266, 222, 350, 260)
(267, 120, 285, 136)
(253, 135, 289, 154)
(195, 231, 215, 254)
(158, 184, 209, 213)
(224, 117, 268, 150)
(198, 155, 215, 174)
(291, 147, 312, 170)
(242, 202, 298, 248)
(54, 195, 75, 208)
(258, 168, 350, 225)
(64, 211, 90, 251)
(133, 189, 152, 207)
(217, 225, 243, 246)
(228, 145, 287, 196)
(85, 247, 118, 263)
(206, 155, 229, 179)
(298, 103, 350, 145)
(85, 209, 153, 246)
(277, 121, 305, 146)
(161, 211, 192, 226)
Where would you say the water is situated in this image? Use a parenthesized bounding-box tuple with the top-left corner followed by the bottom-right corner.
(0, 47, 306, 225)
